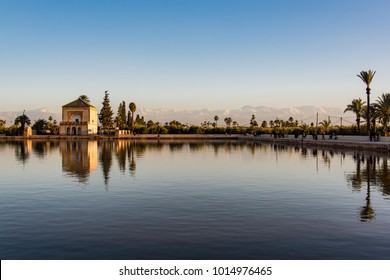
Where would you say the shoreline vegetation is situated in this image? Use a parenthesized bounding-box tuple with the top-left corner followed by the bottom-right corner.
(2, 134, 390, 153)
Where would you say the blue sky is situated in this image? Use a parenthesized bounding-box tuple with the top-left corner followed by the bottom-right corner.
(1, 0, 390, 112)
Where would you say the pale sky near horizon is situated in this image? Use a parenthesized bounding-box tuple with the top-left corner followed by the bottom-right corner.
(1, 0, 390, 113)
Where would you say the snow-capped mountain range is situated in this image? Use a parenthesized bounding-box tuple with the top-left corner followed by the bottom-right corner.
(0, 106, 354, 127)
(138, 106, 354, 126)
(0, 108, 62, 126)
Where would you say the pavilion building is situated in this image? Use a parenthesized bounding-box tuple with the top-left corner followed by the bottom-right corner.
(59, 98, 98, 135)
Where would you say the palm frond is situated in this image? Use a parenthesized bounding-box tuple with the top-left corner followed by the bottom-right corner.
(357, 70, 376, 87)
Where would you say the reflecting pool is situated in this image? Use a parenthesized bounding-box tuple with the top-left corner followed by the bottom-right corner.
(1, 140, 390, 259)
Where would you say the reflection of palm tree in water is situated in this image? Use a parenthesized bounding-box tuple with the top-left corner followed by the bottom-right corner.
(377, 159, 390, 196)
(347, 152, 390, 220)
(321, 151, 331, 170)
(360, 156, 375, 222)
(99, 141, 112, 187)
(115, 141, 127, 173)
(14, 141, 30, 164)
(346, 153, 376, 221)
(129, 144, 136, 176)
(360, 182, 375, 222)
(115, 141, 141, 176)
(114, 141, 139, 177)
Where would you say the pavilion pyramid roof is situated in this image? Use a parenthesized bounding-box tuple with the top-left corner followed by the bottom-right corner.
(63, 98, 95, 108)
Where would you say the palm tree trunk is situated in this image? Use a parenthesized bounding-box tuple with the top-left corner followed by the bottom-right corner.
(357, 118, 360, 132)
(131, 114, 135, 129)
(366, 87, 371, 139)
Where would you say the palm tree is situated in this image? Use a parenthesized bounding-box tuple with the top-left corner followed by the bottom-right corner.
(79, 95, 90, 103)
(0, 119, 6, 128)
(214, 115, 219, 127)
(288, 117, 294, 126)
(374, 93, 390, 136)
(357, 70, 376, 138)
(344, 98, 365, 132)
(129, 102, 136, 129)
(14, 112, 31, 135)
(14, 114, 31, 127)
(224, 117, 232, 128)
(319, 119, 332, 134)
(300, 123, 310, 137)
(362, 104, 379, 136)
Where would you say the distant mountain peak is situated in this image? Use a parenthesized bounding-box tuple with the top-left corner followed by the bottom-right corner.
(136, 105, 353, 125)
(0, 108, 61, 124)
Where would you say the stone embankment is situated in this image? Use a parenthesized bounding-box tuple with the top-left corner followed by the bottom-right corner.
(238, 134, 390, 152)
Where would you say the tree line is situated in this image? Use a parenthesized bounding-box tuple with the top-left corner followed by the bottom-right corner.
(344, 70, 390, 137)
(1, 70, 388, 137)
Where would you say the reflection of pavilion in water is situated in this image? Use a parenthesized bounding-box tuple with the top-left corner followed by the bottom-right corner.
(60, 141, 97, 183)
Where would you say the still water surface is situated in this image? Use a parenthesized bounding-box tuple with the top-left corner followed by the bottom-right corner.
(1, 140, 390, 259)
